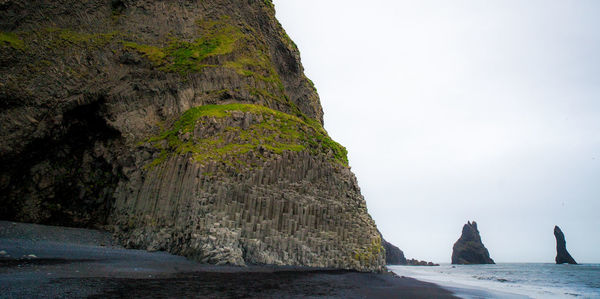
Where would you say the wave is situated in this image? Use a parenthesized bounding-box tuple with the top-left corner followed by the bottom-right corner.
(389, 263, 600, 299)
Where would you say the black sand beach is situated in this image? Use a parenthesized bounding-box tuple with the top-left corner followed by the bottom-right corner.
(0, 221, 457, 298)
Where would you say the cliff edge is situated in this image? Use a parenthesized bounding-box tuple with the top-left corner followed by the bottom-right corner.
(0, 0, 384, 271)
(451, 221, 494, 265)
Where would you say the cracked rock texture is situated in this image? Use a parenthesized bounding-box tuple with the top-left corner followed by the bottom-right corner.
(0, 0, 384, 271)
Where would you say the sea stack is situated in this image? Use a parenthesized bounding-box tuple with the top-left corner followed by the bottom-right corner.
(554, 226, 577, 264)
(451, 221, 495, 264)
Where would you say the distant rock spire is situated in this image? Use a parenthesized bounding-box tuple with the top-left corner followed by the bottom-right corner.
(451, 221, 495, 264)
(554, 226, 577, 264)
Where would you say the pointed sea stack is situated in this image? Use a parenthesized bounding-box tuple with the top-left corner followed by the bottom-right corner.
(554, 226, 577, 264)
(451, 221, 495, 264)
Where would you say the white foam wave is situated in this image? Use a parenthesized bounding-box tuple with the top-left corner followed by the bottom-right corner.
(389, 264, 600, 299)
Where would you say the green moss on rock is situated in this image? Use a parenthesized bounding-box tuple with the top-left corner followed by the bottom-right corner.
(0, 31, 25, 50)
(123, 17, 244, 74)
(122, 42, 165, 65)
(353, 237, 384, 265)
(147, 104, 348, 170)
(43, 28, 118, 49)
(263, 0, 275, 11)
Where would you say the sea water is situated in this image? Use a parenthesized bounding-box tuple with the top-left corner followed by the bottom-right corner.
(389, 263, 600, 298)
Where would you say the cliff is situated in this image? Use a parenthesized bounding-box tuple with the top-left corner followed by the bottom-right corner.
(554, 226, 577, 264)
(380, 236, 406, 265)
(0, 0, 384, 271)
(451, 221, 494, 265)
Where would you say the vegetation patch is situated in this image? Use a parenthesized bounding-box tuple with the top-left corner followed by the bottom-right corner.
(225, 55, 278, 82)
(122, 15, 286, 99)
(0, 31, 25, 50)
(353, 237, 384, 264)
(146, 104, 348, 170)
(263, 0, 275, 11)
(122, 17, 244, 75)
(122, 42, 165, 65)
(44, 28, 118, 48)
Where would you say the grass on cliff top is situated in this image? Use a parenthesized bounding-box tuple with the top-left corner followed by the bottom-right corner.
(0, 31, 25, 50)
(147, 104, 348, 169)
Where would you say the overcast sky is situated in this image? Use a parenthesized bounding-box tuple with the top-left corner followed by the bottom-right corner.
(273, 0, 600, 263)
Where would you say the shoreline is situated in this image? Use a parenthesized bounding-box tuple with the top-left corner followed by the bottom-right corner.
(396, 273, 529, 299)
(389, 264, 600, 299)
(1, 221, 458, 298)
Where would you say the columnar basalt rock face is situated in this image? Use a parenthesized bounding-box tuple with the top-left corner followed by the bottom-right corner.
(111, 105, 383, 270)
(0, 0, 384, 271)
(554, 226, 577, 265)
(451, 221, 495, 265)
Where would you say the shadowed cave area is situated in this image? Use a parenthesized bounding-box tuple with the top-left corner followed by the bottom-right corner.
(0, 100, 123, 228)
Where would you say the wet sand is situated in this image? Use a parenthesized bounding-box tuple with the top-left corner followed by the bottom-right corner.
(0, 221, 458, 298)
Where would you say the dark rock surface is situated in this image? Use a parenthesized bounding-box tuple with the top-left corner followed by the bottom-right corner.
(0, 1, 384, 271)
(381, 236, 407, 265)
(377, 232, 437, 266)
(406, 259, 439, 266)
(554, 226, 577, 264)
(451, 221, 495, 265)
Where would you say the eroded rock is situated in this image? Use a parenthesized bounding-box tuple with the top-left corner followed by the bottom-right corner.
(406, 259, 439, 266)
(554, 226, 577, 265)
(451, 221, 494, 265)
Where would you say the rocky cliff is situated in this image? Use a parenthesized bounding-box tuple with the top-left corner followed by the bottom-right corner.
(0, 0, 384, 271)
(380, 236, 406, 265)
(451, 221, 494, 265)
(554, 226, 577, 265)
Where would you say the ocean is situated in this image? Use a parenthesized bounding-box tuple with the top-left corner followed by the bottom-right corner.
(389, 263, 600, 298)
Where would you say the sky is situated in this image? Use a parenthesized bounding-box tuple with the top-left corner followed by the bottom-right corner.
(272, 0, 600, 263)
